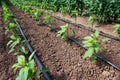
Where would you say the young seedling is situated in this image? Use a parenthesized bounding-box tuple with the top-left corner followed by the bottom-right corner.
(59, 6, 68, 15)
(83, 30, 107, 63)
(114, 24, 120, 38)
(20, 46, 28, 54)
(5, 22, 17, 34)
(57, 24, 69, 41)
(7, 34, 22, 54)
(71, 10, 79, 23)
(12, 51, 40, 80)
(87, 15, 96, 28)
(43, 14, 53, 26)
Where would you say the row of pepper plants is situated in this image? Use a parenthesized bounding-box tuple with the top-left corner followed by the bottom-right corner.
(11, 0, 120, 38)
(1, 1, 42, 80)
(10, 0, 112, 63)
(38, 0, 120, 23)
(38, 0, 120, 38)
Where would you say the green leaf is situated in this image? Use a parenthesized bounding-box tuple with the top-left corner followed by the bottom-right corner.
(27, 59, 34, 78)
(83, 42, 93, 47)
(87, 15, 95, 24)
(27, 59, 34, 72)
(84, 48, 94, 58)
(91, 56, 97, 63)
(35, 71, 41, 77)
(94, 30, 100, 38)
(10, 35, 16, 41)
(29, 51, 36, 61)
(16, 67, 29, 80)
(20, 46, 28, 54)
(102, 38, 111, 42)
(84, 36, 92, 40)
(57, 24, 68, 41)
(94, 47, 99, 53)
(12, 63, 20, 72)
(9, 41, 18, 49)
(18, 55, 26, 66)
(8, 48, 15, 54)
(7, 40, 13, 46)
(9, 22, 15, 28)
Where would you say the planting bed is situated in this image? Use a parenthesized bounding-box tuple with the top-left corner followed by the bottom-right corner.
(0, 6, 17, 80)
(0, 3, 120, 79)
(51, 12, 116, 37)
(9, 5, 120, 80)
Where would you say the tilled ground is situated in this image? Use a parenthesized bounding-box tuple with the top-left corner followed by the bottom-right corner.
(0, 6, 5, 53)
(9, 5, 120, 80)
(0, 6, 17, 80)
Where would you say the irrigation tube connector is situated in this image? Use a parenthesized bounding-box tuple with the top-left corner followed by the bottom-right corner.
(46, 24, 120, 71)
(14, 19, 52, 80)
(52, 15, 120, 42)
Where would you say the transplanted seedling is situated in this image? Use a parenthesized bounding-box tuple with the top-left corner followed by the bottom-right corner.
(83, 30, 108, 63)
(5, 22, 17, 34)
(57, 24, 69, 41)
(87, 15, 97, 28)
(43, 14, 53, 26)
(71, 9, 79, 23)
(12, 51, 40, 80)
(114, 24, 120, 38)
(7, 34, 22, 54)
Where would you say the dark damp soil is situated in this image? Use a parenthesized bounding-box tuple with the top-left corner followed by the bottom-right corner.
(0, 6, 5, 53)
(7, 5, 120, 80)
(0, 53, 17, 80)
(0, 6, 18, 80)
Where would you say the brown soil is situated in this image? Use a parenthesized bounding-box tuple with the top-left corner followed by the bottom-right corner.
(0, 53, 17, 80)
(52, 12, 116, 37)
(0, 6, 17, 80)
(0, 6, 5, 53)
(7, 5, 120, 80)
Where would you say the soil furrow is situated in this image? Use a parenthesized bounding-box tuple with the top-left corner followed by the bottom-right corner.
(0, 5, 17, 80)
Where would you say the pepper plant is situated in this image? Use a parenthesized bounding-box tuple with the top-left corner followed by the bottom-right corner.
(43, 14, 54, 25)
(114, 24, 120, 38)
(12, 51, 40, 80)
(57, 24, 69, 41)
(70, 9, 79, 23)
(83, 30, 108, 63)
(2, 1, 42, 80)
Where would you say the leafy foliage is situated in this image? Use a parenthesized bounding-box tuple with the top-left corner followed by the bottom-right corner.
(11, 0, 120, 24)
(12, 54, 38, 80)
(114, 24, 120, 38)
(83, 30, 108, 63)
(43, 14, 54, 25)
(57, 24, 69, 41)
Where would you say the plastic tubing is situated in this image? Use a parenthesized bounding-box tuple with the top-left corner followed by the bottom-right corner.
(51, 15, 120, 42)
(14, 19, 52, 80)
(46, 24, 120, 71)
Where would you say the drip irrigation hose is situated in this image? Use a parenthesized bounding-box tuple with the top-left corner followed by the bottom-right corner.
(10, 4, 120, 71)
(51, 15, 120, 42)
(14, 19, 52, 80)
(45, 24, 120, 71)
